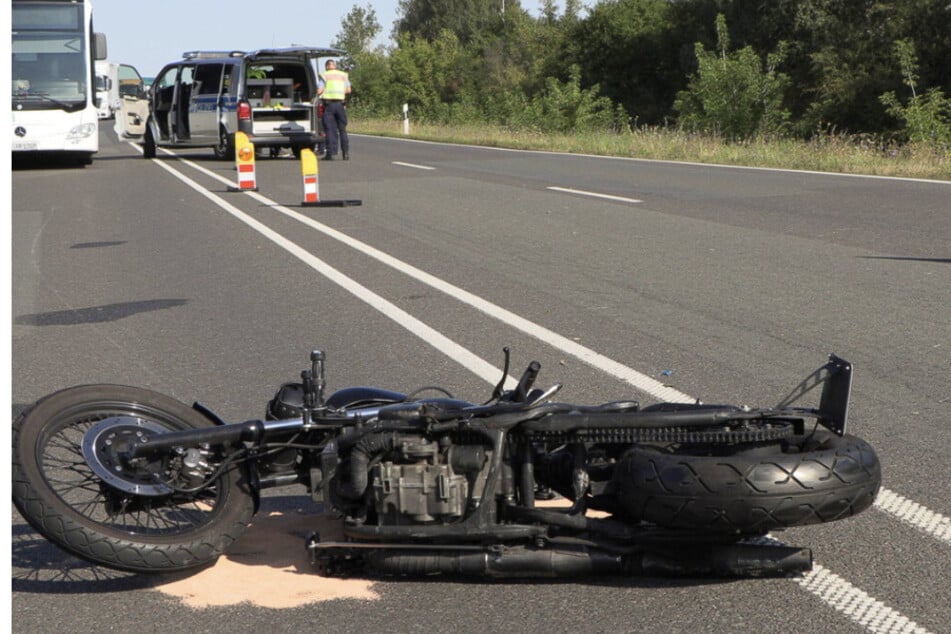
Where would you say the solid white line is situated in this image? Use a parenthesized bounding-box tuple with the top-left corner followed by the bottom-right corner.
(146, 156, 514, 390)
(752, 535, 933, 634)
(547, 186, 642, 204)
(392, 161, 436, 170)
(172, 154, 686, 403)
(150, 146, 941, 633)
(796, 565, 931, 634)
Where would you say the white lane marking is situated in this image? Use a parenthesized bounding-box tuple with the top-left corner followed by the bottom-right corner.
(797, 565, 931, 634)
(547, 186, 643, 204)
(392, 161, 436, 170)
(363, 134, 951, 185)
(149, 146, 940, 632)
(171, 154, 686, 403)
(175, 150, 951, 543)
(146, 155, 514, 390)
(874, 488, 951, 545)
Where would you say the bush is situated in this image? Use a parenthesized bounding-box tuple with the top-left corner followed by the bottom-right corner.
(674, 14, 790, 141)
(879, 40, 951, 148)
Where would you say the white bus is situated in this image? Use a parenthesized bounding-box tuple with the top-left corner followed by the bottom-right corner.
(12, 0, 108, 163)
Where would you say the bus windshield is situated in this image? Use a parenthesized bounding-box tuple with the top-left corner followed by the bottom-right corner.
(12, 2, 88, 110)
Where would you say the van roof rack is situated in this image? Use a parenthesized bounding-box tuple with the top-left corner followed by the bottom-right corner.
(182, 50, 246, 60)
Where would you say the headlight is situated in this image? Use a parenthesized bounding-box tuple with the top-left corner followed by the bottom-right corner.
(67, 123, 97, 139)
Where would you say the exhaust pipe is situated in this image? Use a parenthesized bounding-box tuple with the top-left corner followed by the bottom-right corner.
(311, 541, 813, 579)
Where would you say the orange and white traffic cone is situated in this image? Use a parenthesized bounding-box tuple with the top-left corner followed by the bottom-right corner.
(300, 147, 319, 204)
(299, 145, 362, 208)
(228, 131, 258, 192)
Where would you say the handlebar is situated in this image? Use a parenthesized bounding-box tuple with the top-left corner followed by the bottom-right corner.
(511, 361, 541, 403)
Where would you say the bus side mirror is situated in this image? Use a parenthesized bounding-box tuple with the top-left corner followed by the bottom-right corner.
(94, 33, 108, 61)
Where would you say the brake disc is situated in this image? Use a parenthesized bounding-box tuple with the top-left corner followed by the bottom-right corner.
(81, 416, 175, 496)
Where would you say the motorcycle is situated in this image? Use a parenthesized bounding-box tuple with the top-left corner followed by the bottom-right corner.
(12, 348, 881, 579)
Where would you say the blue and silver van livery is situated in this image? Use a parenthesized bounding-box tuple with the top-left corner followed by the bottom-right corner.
(143, 47, 342, 160)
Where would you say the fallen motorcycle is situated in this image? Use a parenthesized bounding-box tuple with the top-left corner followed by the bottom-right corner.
(12, 348, 880, 579)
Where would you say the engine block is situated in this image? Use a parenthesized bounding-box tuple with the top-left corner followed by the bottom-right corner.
(371, 462, 468, 524)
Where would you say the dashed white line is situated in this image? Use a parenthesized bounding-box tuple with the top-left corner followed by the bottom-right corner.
(546, 186, 642, 204)
(392, 161, 436, 170)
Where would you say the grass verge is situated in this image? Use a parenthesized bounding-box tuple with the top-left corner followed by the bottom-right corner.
(351, 118, 951, 181)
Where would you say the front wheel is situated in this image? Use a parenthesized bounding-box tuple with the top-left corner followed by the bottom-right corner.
(613, 430, 881, 533)
(212, 127, 234, 161)
(12, 385, 255, 573)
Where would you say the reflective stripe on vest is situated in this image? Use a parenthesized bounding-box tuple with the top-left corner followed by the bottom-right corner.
(322, 70, 348, 100)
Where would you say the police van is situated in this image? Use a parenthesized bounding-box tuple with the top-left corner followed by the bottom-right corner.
(142, 47, 342, 160)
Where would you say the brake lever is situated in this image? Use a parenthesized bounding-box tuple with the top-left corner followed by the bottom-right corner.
(490, 347, 512, 402)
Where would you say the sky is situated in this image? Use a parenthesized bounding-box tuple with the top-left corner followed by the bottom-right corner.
(91, 0, 406, 79)
(92, 0, 576, 80)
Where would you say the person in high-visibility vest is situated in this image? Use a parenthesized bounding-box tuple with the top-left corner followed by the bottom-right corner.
(317, 59, 351, 160)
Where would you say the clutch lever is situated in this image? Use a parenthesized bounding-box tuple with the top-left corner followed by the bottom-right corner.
(526, 384, 563, 407)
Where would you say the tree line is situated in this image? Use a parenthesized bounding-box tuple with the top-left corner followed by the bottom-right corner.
(333, 0, 951, 147)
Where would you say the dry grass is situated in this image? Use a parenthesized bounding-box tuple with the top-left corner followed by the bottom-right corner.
(352, 118, 951, 181)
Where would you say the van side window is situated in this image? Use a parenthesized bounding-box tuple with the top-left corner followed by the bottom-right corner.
(194, 63, 223, 96)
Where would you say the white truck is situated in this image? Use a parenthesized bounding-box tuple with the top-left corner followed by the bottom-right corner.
(94, 60, 119, 119)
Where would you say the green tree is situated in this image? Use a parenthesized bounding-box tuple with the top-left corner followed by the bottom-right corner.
(332, 4, 396, 118)
(332, 4, 383, 58)
(790, 0, 903, 134)
(568, 0, 679, 125)
(396, 0, 515, 45)
(388, 30, 469, 121)
(674, 14, 790, 140)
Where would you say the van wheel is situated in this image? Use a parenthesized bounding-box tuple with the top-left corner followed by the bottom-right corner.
(142, 125, 156, 159)
(213, 128, 234, 161)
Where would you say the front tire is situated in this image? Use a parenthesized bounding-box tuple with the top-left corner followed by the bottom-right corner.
(613, 430, 881, 533)
(213, 127, 234, 161)
(12, 385, 255, 573)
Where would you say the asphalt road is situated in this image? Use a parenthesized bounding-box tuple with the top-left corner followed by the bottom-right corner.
(10, 128, 950, 633)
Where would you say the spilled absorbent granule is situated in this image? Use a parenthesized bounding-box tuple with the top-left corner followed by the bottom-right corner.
(155, 498, 595, 608)
(155, 512, 378, 609)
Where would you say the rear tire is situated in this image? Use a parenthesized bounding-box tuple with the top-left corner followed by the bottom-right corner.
(12, 385, 255, 572)
(613, 430, 881, 533)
